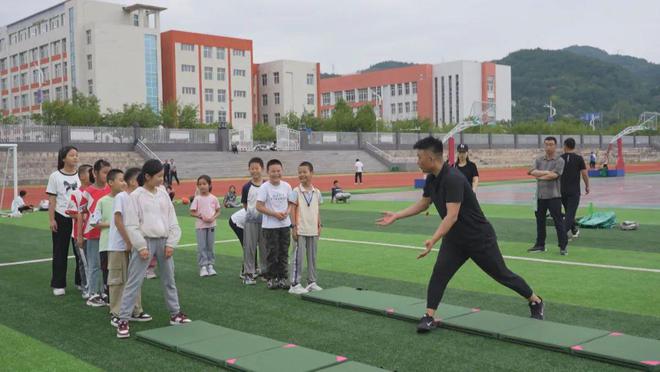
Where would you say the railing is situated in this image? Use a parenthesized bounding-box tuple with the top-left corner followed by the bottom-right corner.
(134, 139, 161, 161)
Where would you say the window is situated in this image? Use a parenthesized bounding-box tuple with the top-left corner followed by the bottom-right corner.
(217, 89, 226, 102)
(205, 110, 214, 123)
(182, 87, 196, 95)
(306, 73, 314, 85)
(216, 48, 225, 59)
(273, 72, 279, 84)
(322, 92, 330, 105)
(0, 78, 6, 90)
(87, 54, 92, 70)
(232, 49, 246, 57)
(61, 38, 66, 54)
(390, 84, 395, 96)
(405, 82, 410, 95)
(405, 102, 410, 113)
(0, 39, 4, 53)
(0, 58, 6, 71)
(321, 109, 330, 119)
(358, 88, 368, 102)
(52, 40, 60, 55)
(217, 68, 225, 81)
(42, 89, 50, 103)
(397, 84, 403, 95)
(1, 98, 6, 110)
(63, 62, 68, 79)
(440, 76, 445, 124)
(54, 63, 62, 78)
(261, 74, 267, 86)
(233, 90, 246, 98)
(42, 66, 49, 81)
(133, 14, 139, 26)
(487, 76, 494, 93)
(13, 96, 19, 108)
(275, 113, 281, 125)
(204, 67, 213, 80)
(20, 73, 27, 86)
(55, 87, 63, 101)
(180, 43, 194, 51)
(218, 110, 226, 123)
(307, 94, 314, 105)
(344, 89, 355, 102)
(448, 75, 453, 123)
(30, 48, 38, 63)
(203, 46, 212, 58)
(412, 82, 417, 94)
(234, 112, 247, 119)
(21, 94, 28, 108)
(11, 55, 18, 67)
(204, 88, 213, 102)
(19, 52, 26, 65)
(233, 69, 246, 77)
(334, 91, 342, 102)
(12, 75, 19, 87)
(274, 92, 280, 104)
(86, 30, 92, 44)
(412, 101, 418, 113)
(181, 64, 195, 72)
(398, 102, 403, 114)
(391, 103, 396, 115)
(88, 79, 93, 95)
(263, 114, 268, 124)
(262, 94, 268, 106)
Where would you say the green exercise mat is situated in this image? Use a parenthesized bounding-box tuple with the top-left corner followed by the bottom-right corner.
(302, 287, 422, 314)
(438, 310, 538, 337)
(499, 320, 610, 351)
(318, 361, 391, 371)
(385, 300, 474, 322)
(135, 321, 231, 351)
(177, 328, 284, 367)
(227, 344, 347, 372)
(571, 333, 660, 371)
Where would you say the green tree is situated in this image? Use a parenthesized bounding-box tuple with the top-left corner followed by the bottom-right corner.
(103, 103, 161, 127)
(178, 104, 201, 128)
(354, 104, 377, 131)
(330, 99, 354, 131)
(282, 112, 301, 129)
(161, 100, 179, 128)
(253, 122, 276, 142)
(36, 93, 102, 126)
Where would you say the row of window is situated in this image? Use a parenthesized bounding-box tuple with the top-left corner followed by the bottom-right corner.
(438, 75, 459, 124)
(0, 39, 68, 71)
(390, 101, 418, 115)
(262, 93, 315, 106)
(182, 87, 248, 101)
(203, 110, 246, 124)
(180, 65, 247, 81)
(261, 72, 314, 86)
(180, 44, 248, 59)
(0, 86, 69, 111)
(322, 83, 416, 105)
(0, 62, 68, 90)
(1, 13, 66, 51)
(262, 113, 281, 125)
(390, 81, 418, 97)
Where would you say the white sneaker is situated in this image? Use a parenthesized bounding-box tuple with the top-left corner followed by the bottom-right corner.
(306, 282, 323, 292)
(82, 292, 90, 300)
(199, 266, 209, 277)
(207, 265, 217, 276)
(145, 268, 157, 279)
(288, 284, 309, 295)
(52, 288, 65, 296)
(572, 229, 580, 238)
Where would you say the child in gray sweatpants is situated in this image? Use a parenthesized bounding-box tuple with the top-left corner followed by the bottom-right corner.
(190, 175, 221, 277)
(115, 160, 191, 339)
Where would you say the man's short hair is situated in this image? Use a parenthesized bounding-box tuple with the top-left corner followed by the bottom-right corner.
(107, 168, 124, 183)
(248, 157, 264, 168)
(544, 136, 557, 144)
(564, 137, 576, 150)
(413, 136, 443, 156)
(267, 159, 283, 170)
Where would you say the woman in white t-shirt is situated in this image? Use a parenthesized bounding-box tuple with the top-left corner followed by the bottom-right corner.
(46, 146, 80, 296)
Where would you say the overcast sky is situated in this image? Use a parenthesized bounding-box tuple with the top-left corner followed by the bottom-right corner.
(2, 0, 659, 74)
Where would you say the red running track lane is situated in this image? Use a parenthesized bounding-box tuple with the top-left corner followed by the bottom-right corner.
(4, 162, 660, 209)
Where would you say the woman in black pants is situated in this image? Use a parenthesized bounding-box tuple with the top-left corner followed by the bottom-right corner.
(46, 146, 81, 296)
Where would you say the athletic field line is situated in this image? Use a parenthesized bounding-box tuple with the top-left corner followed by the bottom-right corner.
(320, 237, 660, 274)
(0, 240, 238, 268)
(2, 238, 658, 274)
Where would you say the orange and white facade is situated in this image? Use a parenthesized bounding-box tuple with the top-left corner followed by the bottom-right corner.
(256, 60, 320, 126)
(0, 0, 165, 120)
(161, 30, 255, 132)
(320, 64, 434, 123)
(432, 60, 511, 125)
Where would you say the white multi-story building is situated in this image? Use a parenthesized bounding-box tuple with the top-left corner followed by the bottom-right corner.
(256, 60, 320, 126)
(0, 0, 164, 120)
(161, 30, 255, 133)
(432, 61, 511, 125)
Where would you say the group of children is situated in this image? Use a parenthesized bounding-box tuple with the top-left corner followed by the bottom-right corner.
(48, 146, 190, 339)
(47, 147, 325, 338)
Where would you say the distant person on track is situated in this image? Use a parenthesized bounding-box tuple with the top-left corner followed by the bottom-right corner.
(377, 136, 544, 333)
(453, 144, 479, 192)
(169, 159, 180, 186)
(354, 159, 364, 185)
(560, 138, 590, 242)
(589, 151, 597, 170)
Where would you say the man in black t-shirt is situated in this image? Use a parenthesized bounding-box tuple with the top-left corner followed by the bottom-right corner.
(377, 136, 544, 333)
(561, 138, 590, 239)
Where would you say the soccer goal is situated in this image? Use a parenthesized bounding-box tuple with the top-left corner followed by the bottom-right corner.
(0, 144, 18, 215)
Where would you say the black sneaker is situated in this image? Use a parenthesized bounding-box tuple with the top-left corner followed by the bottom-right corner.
(416, 314, 437, 333)
(527, 245, 546, 253)
(267, 279, 278, 290)
(277, 278, 290, 290)
(110, 314, 120, 328)
(560, 248, 568, 256)
(529, 298, 545, 320)
(572, 228, 580, 238)
(130, 312, 153, 322)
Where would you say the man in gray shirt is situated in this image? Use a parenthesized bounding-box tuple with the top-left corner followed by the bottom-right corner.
(528, 136, 568, 255)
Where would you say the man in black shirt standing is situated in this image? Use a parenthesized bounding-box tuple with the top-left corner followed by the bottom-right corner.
(377, 136, 544, 333)
(561, 138, 590, 240)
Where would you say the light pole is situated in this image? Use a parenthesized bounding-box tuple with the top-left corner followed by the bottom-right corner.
(373, 92, 383, 139)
